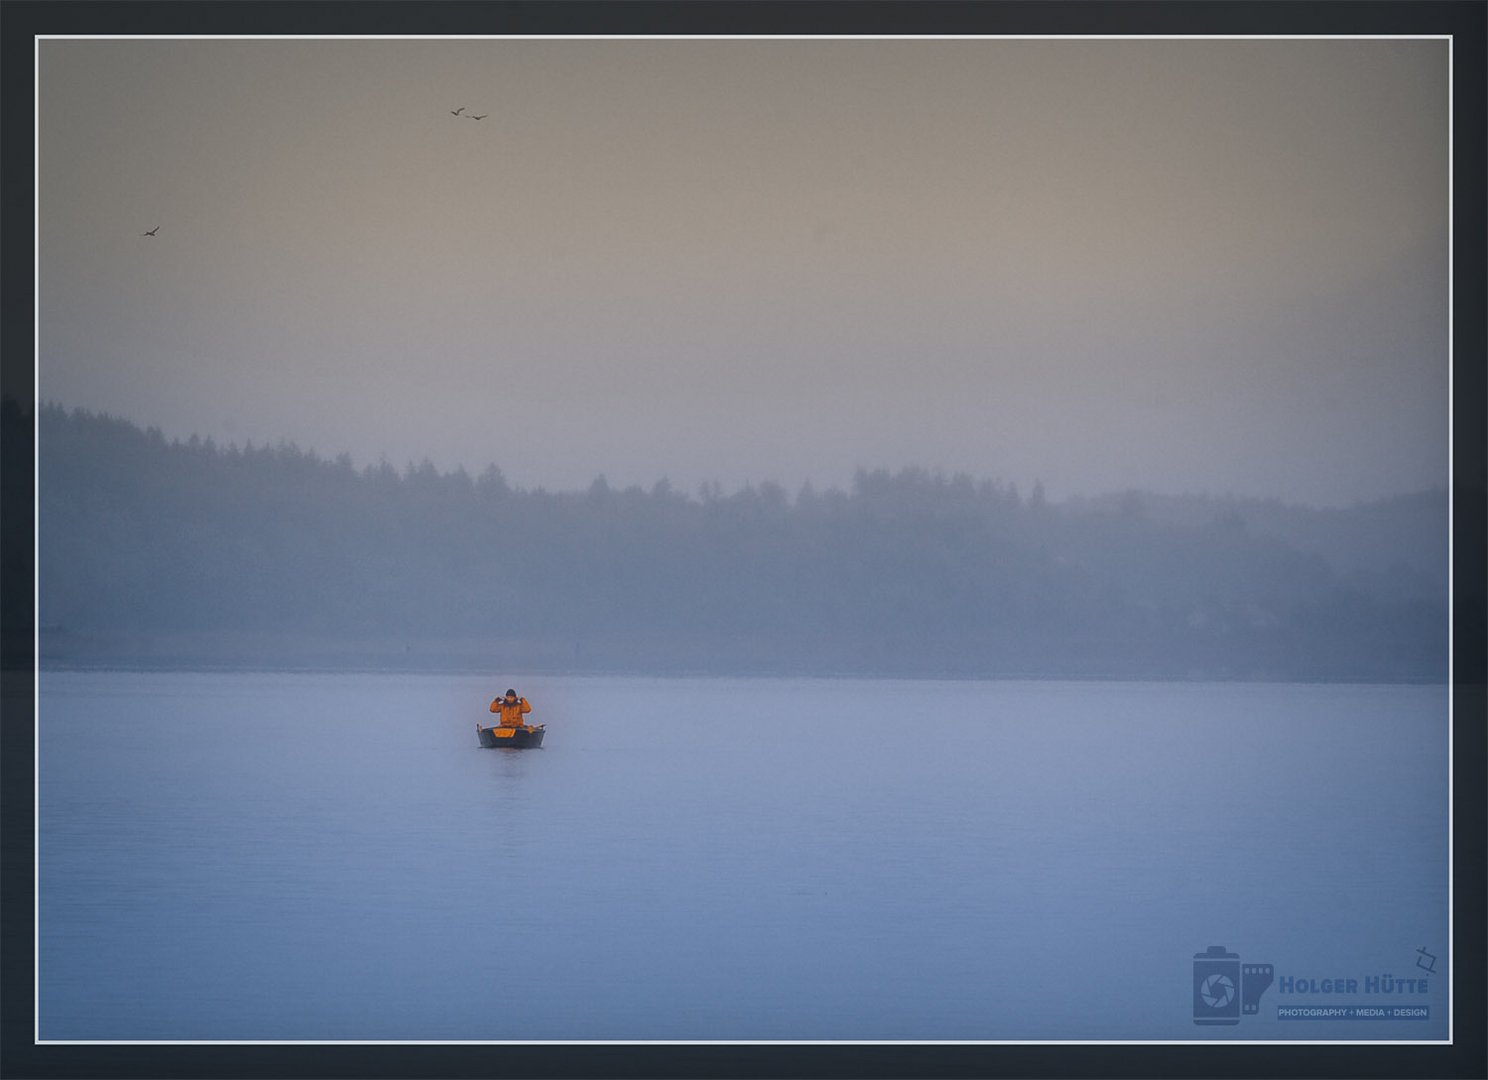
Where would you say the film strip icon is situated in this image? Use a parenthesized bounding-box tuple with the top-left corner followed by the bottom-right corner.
(1241, 963, 1274, 1015)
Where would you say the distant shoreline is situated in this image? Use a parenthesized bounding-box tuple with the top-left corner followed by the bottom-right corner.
(30, 657, 1448, 688)
(28, 405, 1451, 687)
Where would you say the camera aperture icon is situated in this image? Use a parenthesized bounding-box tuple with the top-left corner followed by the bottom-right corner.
(1199, 972, 1236, 1009)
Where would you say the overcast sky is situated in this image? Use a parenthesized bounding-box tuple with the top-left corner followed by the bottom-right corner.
(38, 38, 1448, 505)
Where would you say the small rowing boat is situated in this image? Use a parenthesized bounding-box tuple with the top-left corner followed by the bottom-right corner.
(477, 723, 545, 749)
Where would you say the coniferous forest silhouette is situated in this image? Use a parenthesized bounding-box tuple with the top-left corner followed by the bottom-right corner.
(27, 401, 1447, 681)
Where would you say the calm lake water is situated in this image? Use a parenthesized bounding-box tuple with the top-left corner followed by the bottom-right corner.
(37, 672, 1449, 1041)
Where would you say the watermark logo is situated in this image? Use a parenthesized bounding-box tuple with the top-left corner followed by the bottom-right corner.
(1192, 944, 1438, 1024)
(1193, 945, 1273, 1025)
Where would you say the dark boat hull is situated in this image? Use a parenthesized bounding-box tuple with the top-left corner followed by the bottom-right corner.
(477, 724, 545, 749)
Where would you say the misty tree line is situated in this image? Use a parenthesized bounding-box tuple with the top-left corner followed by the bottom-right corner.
(34, 402, 1447, 680)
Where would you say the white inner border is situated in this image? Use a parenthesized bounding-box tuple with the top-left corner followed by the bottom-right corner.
(29, 31, 1458, 1047)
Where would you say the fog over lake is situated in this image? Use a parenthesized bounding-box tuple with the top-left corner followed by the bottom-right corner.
(29, 35, 1453, 1048)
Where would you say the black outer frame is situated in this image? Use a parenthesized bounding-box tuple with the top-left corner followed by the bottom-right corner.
(1, 2, 1482, 1078)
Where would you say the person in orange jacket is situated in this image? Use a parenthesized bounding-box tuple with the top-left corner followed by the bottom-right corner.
(489, 688, 533, 728)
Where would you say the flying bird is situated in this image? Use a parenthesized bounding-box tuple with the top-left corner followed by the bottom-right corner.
(142, 226, 160, 237)
(450, 106, 465, 116)
(468, 114, 488, 120)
